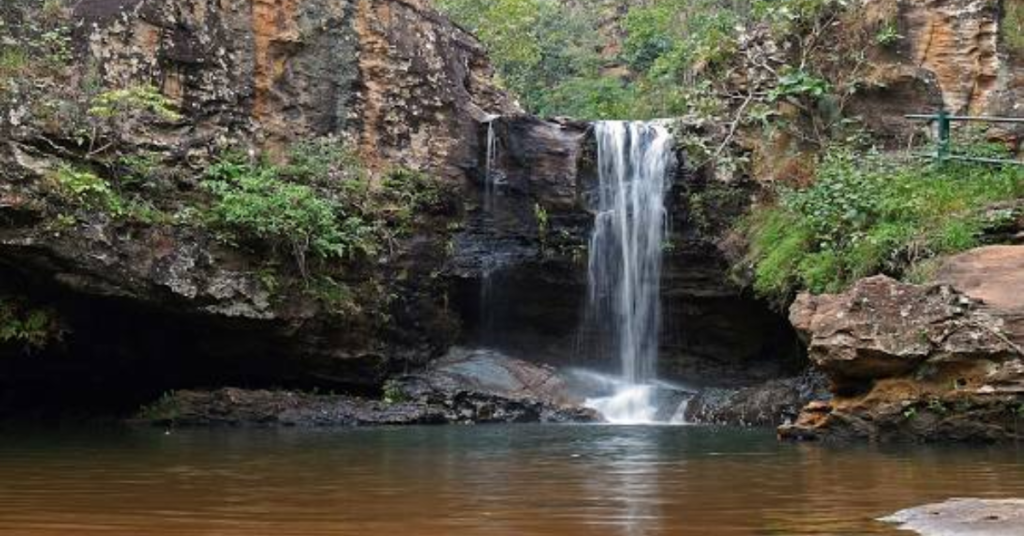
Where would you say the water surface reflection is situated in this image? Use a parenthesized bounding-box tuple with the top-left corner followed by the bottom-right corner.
(0, 425, 1021, 535)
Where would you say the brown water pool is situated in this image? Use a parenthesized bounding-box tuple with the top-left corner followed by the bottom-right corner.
(0, 425, 1021, 535)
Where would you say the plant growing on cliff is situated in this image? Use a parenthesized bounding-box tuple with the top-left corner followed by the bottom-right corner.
(742, 150, 1024, 301)
(1004, 0, 1024, 55)
(86, 85, 181, 157)
(49, 165, 127, 217)
(0, 298, 61, 351)
(203, 159, 354, 277)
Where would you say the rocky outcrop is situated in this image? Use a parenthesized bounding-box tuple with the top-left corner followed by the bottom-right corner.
(389, 347, 599, 423)
(779, 275, 1023, 442)
(135, 350, 598, 426)
(880, 498, 1024, 536)
(847, 0, 1022, 141)
(684, 370, 828, 426)
(136, 388, 449, 426)
(933, 245, 1024, 345)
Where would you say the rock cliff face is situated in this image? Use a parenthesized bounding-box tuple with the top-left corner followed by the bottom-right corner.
(448, 116, 804, 387)
(67, 0, 516, 172)
(0, 0, 516, 410)
(849, 0, 1021, 138)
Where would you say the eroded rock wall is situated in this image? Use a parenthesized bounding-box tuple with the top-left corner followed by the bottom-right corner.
(0, 0, 516, 410)
(66, 0, 517, 173)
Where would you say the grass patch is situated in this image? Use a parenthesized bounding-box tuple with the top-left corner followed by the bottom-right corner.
(742, 149, 1024, 301)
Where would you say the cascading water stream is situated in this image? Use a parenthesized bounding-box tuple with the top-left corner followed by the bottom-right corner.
(582, 121, 677, 424)
(478, 115, 501, 341)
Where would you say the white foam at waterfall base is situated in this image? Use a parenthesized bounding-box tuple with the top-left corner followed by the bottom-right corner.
(585, 384, 659, 425)
(568, 370, 691, 425)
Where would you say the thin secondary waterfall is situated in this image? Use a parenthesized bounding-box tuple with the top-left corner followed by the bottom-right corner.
(483, 116, 500, 212)
(583, 121, 676, 424)
(478, 115, 501, 341)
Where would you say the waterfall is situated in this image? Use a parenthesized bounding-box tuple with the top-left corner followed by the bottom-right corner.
(583, 121, 676, 424)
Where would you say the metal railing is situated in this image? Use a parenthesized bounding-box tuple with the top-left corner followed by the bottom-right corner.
(905, 111, 1023, 166)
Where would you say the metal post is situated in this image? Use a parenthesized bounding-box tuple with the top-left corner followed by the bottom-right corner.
(936, 109, 951, 163)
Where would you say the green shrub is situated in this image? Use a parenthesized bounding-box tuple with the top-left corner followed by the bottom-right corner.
(1004, 0, 1024, 55)
(743, 150, 1024, 301)
(203, 159, 357, 274)
(88, 85, 181, 122)
(50, 165, 126, 216)
(0, 299, 60, 351)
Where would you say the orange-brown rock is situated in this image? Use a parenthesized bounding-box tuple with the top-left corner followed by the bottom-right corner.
(781, 275, 1023, 442)
(901, 0, 1003, 114)
(934, 245, 1024, 346)
(70, 0, 518, 177)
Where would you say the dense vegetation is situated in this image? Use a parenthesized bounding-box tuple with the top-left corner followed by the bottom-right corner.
(442, 0, 1023, 303)
(203, 141, 448, 278)
(743, 154, 1024, 301)
(436, 0, 869, 121)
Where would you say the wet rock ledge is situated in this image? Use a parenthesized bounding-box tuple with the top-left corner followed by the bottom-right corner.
(136, 349, 599, 426)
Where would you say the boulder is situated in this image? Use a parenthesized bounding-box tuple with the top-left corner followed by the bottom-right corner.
(781, 274, 1023, 442)
(880, 498, 1024, 536)
(934, 245, 1024, 346)
(685, 369, 829, 426)
(789, 275, 1019, 394)
(391, 347, 599, 424)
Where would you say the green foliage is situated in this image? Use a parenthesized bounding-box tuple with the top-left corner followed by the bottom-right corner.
(743, 150, 1024, 300)
(284, 137, 365, 185)
(202, 141, 447, 276)
(0, 299, 60, 351)
(768, 69, 832, 102)
(437, 0, 601, 115)
(751, 0, 846, 36)
(439, 0, 858, 120)
(88, 85, 181, 122)
(203, 158, 355, 273)
(50, 165, 126, 216)
(874, 22, 901, 47)
(534, 202, 549, 243)
(624, 0, 740, 79)
(1004, 0, 1024, 55)
(305, 276, 358, 316)
(116, 152, 161, 188)
(138, 391, 180, 422)
(0, 46, 30, 81)
(382, 379, 407, 405)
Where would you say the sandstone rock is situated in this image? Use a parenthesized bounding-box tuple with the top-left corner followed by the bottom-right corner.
(880, 498, 1024, 536)
(67, 0, 518, 176)
(934, 245, 1024, 346)
(781, 275, 1023, 442)
(789, 275, 1018, 394)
